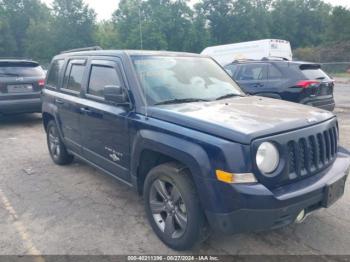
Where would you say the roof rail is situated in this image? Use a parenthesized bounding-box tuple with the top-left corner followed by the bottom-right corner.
(60, 46, 103, 54)
(261, 56, 289, 61)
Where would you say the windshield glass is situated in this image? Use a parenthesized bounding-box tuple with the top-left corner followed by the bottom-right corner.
(132, 56, 244, 105)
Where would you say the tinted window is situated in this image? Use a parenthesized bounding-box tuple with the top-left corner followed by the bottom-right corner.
(66, 64, 85, 92)
(301, 67, 330, 80)
(236, 64, 268, 81)
(47, 60, 64, 88)
(268, 64, 283, 79)
(88, 66, 121, 97)
(0, 62, 44, 77)
(224, 64, 239, 77)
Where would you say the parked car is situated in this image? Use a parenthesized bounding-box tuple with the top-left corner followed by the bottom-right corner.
(201, 39, 293, 65)
(224, 59, 335, 111)
(42, 48, 350, 250)
(0, 59, 45, 115)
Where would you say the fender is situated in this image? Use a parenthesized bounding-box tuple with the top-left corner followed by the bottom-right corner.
(131, 129, 212, 181)
(130, 129, 217, 208)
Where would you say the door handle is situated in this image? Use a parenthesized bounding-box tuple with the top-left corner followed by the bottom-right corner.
(80, 107, 92, 113)
(55, 98, 64, 104)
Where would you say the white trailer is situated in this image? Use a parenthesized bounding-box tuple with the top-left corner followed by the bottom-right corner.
(201, 39, 293, 66)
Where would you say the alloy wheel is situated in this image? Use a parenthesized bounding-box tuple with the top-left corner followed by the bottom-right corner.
(149, 179, 188, 239)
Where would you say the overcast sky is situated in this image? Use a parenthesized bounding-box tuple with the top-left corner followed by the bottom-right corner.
(41, 0, 350, 21)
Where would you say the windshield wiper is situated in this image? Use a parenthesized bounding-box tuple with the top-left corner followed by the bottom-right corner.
(155, 98, 210, 105)
(215, 93, 242, 101)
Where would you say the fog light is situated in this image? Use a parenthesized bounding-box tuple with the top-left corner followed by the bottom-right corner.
(295, 210, 306, 223)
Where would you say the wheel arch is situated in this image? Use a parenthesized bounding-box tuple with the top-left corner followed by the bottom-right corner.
(131, 130, 211, 197)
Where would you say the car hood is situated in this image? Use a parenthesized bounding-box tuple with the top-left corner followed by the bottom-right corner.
(147, 96, 335, 144)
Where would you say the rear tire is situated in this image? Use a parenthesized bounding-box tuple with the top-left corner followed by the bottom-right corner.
(144, 162, 210, 250)
(46, 120, 74, 165)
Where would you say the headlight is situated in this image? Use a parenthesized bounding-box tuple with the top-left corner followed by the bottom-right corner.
(256, 142, 279, 174)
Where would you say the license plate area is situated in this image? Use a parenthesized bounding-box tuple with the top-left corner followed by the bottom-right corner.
(7, 84, 33, 93)
(322, 177, 346, 208)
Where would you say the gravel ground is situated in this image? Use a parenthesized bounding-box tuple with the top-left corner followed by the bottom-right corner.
(0, 80, 349, 255)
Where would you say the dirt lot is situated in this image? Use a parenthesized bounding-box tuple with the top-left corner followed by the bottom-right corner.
(0, 80, 349, 255)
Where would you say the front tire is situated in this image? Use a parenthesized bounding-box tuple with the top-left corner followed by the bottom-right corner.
(46, 120, 74, 165)
(144, 162, 209, 250)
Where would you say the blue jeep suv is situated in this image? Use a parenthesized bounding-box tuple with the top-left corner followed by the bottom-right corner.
(42, 48, 350, 250)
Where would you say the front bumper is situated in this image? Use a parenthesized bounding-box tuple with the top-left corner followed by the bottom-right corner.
(206, 147, 350, 234)
(0, 98, 42, 114)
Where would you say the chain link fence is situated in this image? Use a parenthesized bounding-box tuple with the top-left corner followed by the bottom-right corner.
(320, 62, 350, 77)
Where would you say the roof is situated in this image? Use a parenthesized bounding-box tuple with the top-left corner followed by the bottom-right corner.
(228, 59, 319, 66)
(54, 49, 205, 59)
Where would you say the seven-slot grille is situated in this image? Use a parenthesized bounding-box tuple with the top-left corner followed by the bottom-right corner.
(287, 125, 338, 180)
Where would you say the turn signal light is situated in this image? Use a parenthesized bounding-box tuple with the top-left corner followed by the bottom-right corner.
(216, 170, 257, 184)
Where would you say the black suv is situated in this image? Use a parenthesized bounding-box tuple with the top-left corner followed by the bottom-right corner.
(224, 60, 335, 111)
(0, 59, 46, 115)
(42, 48, 350, 250)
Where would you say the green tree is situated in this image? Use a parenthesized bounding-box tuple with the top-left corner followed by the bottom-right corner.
(94, 21, 120, 49)
(325, 6, 350, 42)
(51, 0, 97, 53)
(0, 0, 49, 56)
(271, 0, 332, 48)
(113, 0, 196, 51)
(0, 5, 16, 56)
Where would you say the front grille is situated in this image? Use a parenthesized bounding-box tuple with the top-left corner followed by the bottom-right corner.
(287, 126, 338, 180)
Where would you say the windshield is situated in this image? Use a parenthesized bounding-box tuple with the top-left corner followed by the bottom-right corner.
(132, 56, 244, 105)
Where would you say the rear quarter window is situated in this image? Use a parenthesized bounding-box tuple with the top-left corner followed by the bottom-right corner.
(47, 60, 64, 88)
(300, 65, 331, 80)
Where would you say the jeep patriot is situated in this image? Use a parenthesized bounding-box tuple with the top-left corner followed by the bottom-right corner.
(42, 48, 350, 250)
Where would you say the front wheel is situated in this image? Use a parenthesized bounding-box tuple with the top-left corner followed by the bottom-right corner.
(144, 162, 209, 250)
(46, 120, 74, 165)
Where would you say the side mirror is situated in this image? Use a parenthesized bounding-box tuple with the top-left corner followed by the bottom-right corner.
(103, 85, 128, 104)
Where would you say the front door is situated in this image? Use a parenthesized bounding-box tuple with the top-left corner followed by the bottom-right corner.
(235, 63, 269, 94)
(80, 59, 131, 182)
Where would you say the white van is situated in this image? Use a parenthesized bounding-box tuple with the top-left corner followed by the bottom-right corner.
(201, 39, 293, 66)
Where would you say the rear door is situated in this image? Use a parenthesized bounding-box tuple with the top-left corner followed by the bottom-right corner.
(234, 63, 269, 94)
(0, 61, 45, 100)
(56, 59, 87, 153)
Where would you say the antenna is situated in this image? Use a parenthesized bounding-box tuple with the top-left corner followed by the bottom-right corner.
(138, 2, 143, 50)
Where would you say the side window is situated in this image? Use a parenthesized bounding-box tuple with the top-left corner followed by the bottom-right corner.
(224, 64, 238, 78)
(65, 64, 85, 93)
(46, 60, 64, 88)
(87, 65, 121, 98)
(268, 64, 283, 79)
(236, 64, 268, 81)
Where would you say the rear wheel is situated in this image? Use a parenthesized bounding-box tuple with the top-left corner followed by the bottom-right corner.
(47, 121, 74, 165)
(144, 162, 209, 250)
